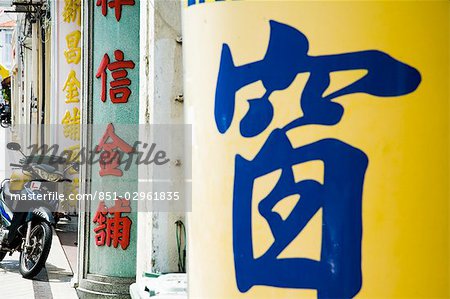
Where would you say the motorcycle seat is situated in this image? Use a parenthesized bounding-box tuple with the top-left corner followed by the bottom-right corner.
(33, 164, 57, 173)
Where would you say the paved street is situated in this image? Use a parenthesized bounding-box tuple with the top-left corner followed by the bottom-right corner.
(0, 128, 79, 298)
(0, 231, 78, 299)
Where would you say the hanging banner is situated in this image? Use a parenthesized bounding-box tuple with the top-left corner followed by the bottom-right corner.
(183, 1, 449, 298)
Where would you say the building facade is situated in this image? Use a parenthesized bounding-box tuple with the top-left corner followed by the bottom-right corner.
(4, 0, 449, 299)
(0, 17, 14, 71)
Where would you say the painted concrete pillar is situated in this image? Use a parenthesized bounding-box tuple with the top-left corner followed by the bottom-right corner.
(183, 1, 448, 298)
(135, 0, 186, 285)
(77, 0, 140, 297)
(49, 0, 82, 213)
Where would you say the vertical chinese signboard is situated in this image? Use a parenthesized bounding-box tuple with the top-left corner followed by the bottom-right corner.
(89, 0, 139, 278)
(183, 1, 449, 299)
(53, 0, 82, 213)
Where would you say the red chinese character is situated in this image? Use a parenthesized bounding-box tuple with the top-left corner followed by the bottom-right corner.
(96, 0, 135, 22)
(95, 123, 134, 177)
(96, 50, 135, 104)
(106, 199, 132, 249)
(93, 201, 108, 246)
(92, 198, 132, 250)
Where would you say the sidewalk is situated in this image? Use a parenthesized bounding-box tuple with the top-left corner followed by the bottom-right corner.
(0, 128, 79, 298)
(0, 230, 79, 299)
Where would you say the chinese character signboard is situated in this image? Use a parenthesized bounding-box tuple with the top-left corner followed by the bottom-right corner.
(89, 0, 139, 278)
(183, 1, 449, 299)
(52, 0, 83, 213)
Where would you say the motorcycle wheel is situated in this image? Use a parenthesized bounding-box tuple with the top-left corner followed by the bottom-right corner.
(19, 222, 52, 279)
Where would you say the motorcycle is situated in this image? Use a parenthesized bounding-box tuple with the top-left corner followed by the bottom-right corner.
(0, 142, 78, 278)
(0, 103, 11, 128)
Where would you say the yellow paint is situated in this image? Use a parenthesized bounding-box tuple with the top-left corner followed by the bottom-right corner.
(64, 30, 81, 65)
(61, 107, 81, 141)
(0, 64, 9, 81)
(63, 0, 82, 26)
(63, 70, 81, 103)
(184, 1, 449, 298)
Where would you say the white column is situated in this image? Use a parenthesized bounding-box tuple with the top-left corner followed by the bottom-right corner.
(136, 0, 186, 285)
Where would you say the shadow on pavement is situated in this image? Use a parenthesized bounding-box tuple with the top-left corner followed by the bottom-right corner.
(55, 216, 78, 272)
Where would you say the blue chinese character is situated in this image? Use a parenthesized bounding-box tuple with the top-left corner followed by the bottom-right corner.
(215, 20, 421, 298)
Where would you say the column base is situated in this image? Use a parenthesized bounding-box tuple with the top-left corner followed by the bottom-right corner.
(77, 274, 135, 299)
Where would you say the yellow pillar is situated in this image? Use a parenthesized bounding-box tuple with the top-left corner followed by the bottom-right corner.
(183, 1, 449, 298)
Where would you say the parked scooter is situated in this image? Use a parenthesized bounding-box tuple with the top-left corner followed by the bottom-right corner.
(0, 103, 11, 128)
(0, 142, 78, 278)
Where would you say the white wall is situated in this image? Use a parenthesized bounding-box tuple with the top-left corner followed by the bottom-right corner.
(137, 0, 186, 279)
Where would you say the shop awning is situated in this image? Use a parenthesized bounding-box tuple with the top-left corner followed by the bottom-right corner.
(0, 64, 9, 81)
